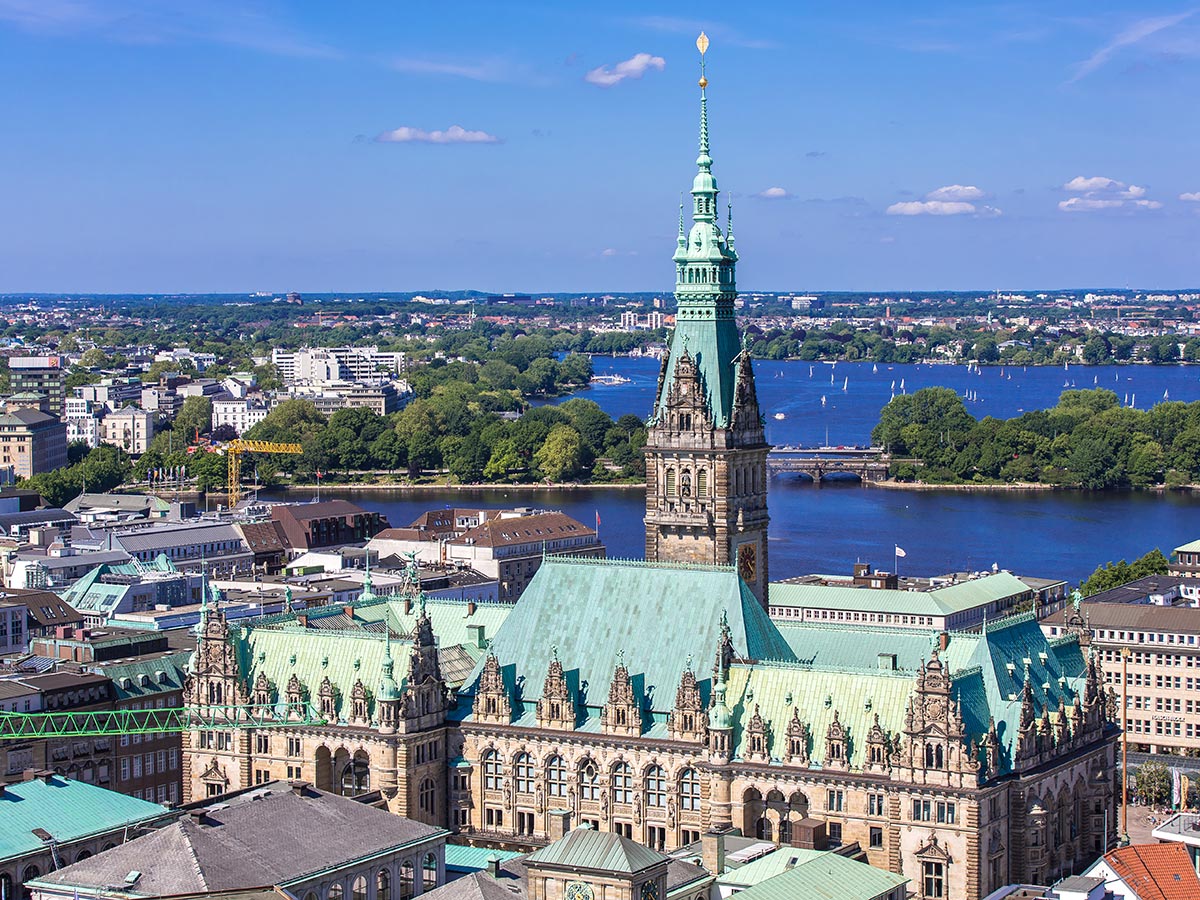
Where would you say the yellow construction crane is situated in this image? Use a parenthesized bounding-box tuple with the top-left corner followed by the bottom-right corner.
(225, 439, 303, 507)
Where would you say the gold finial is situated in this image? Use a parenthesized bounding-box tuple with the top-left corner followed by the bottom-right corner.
(697, 32, 709, 88)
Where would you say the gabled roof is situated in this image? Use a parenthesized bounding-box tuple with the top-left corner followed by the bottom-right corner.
(272, 500, 372, 523)
(465, 556, 793, 715)
(32, 782, 445, 894)
(525, 826, 667, 875)
(0, 774, 167, 864)
(1102, 843, 1200, 900)
(448, 512, 594, 549)
(769, 571, 1031, 617)
(420, 872, 521, 900)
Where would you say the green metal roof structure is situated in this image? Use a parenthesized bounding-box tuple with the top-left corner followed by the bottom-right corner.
(462, 556, 794, 718)
(653, 53, 742, 428)
(232, 596, 512, 722)
(0, 774, 168, 864)
(525, 825, 667, 874)
(770, 571, 1031, 617)
(721, 849, 908, 900)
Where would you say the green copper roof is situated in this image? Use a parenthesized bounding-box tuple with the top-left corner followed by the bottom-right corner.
(777, 622, 944, 672)
(526, 826, 667, 874)
(465, 557, 794, 716)
(725, 662, 913, 767)
(96, 651, 191, 701)
(233, 598, 513, 719)
(769, 571, 1031, 617)
(0, 775, 167, 864)
(723, 849, 908, 900)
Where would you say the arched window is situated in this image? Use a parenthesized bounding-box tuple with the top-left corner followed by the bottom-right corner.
(340, 757, 370, 795)
(645, 766, 666, 808)
(679, 768, 701, 811)
(580, 760, 599, 801)
(679, 472, 692, 498)
(351, 876, 367, 900)
(483, 750, 502, 790)
(514, 753, 534, 795)
(612, 762, 632, 805)
(696, 470, 707, 498)
(423, 853, 438, 890)
(665, 468, 676, 496)
(400, 862, 415, 900)
(1, 874, 13, 900)
(755, 817, 772, 841)
(75, 850, 93, 863)
(779, 819, 792, 845)
(376, 871, 390, 900)
(419, 778, 436, 814)
(328, 883, 344, 900)
(546, 755, 566, 798)
(304, 892, 318, 900)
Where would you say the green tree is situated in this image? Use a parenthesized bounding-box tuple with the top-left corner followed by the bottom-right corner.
(174, 396, 213, 441)
(533, 424, 583, 482)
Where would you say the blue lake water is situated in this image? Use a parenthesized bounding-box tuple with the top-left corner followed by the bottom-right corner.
(278, 360, 1200, 589)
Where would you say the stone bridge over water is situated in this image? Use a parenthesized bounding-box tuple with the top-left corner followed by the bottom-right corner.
(766, 446, 899, 484)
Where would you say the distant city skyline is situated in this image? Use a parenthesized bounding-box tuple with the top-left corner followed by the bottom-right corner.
(1, 1, 1198, 293)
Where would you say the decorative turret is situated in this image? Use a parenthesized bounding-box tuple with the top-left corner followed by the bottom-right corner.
(377, 633, 401, 735)
(401, 595, 447, 727)
(744, 704, 769, 762)
(824, 710, 849, 771)
(668, 656, 708, 742)
(472, 648, 512, 725)
(707, 653, 733, 756)
(536, 646, 576, 730)
(601, 650, 642, 736)
(784, 707, 809, 765)
(864, 713, 890, 772)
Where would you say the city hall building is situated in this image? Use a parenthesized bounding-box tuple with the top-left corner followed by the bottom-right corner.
(181, 51, 1118, 900)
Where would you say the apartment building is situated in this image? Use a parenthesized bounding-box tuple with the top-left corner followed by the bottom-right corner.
(0, 407, 67, 482)
(1041, 574, 1200, 755)
(8, 356, 65, 416)
(212, 397, 269, 435)
(272, 345, 405, 385)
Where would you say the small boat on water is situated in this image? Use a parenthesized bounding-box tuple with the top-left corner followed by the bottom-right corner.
(1164, 389, 1170, 401)
(842, 377, 848, 392)
(872, 364, 878, 374)
(820, 395, 827, 407)
(590, 373, 632, 386)
(773, 412, 786, 420)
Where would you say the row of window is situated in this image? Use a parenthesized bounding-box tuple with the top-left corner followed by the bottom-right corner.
(480, 753, 704, 811)
(303, 856, 437, 900)
(777, 608, 940, 627)
(119, 749, 178, 780)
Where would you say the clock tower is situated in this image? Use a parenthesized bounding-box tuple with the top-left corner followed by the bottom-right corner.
(643, 34, 770, 607)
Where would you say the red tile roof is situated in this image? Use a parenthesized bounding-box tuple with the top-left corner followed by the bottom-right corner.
(1105, 843, 1200, 900)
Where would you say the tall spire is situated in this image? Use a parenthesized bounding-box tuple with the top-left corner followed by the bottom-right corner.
(697, 33, 711, 171)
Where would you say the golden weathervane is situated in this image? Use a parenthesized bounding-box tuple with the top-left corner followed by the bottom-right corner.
(697, 31, 709, 88)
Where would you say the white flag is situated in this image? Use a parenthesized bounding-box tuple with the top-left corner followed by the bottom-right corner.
(895, 545, 907, 558)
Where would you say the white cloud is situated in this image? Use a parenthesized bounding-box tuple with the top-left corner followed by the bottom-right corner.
(1069, 11, 1196, 82)
(886, 200, 977, 216)
(925, 184, 986, 202)
(1059, 175, 1160, 212)
(584, 52, 665, 87)
(601, 248, 618, 257)
(375, 125, 500, 144)
(1059, 197, 1124, 212)
(756, 186, 791, 199)
(1181, 192, 1200, 202)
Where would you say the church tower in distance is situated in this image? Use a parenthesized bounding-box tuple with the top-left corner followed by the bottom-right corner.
(644, 34, 770, 606)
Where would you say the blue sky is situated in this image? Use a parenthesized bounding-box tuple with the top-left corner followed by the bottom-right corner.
(1, 1, 1198, 294)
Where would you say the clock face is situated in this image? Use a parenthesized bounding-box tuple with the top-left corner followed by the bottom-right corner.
(641, 881, 660, 900)
(565, 882, 594, 900)
(738, 543, 757, 583)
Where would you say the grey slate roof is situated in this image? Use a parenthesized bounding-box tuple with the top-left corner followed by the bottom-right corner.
(34, 782, 446, 895)
(420, 872, 522, 900)
(115, 522, 246, 553)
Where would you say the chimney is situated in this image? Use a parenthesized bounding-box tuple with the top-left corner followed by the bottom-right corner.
(701, 829, 728, 875)
(547, 809, 571, 842)
(939, 631, 950, 652)
(290, 780, 310, 796)
(187, 809, 209, 825)
(466, 600, 477, 617)
(343, 605, 355, 618)
(486, 854, 502, 879)
(403, 597, 412, 615)
(296, 614, 308, 627)
(467, 623, 486, 649)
